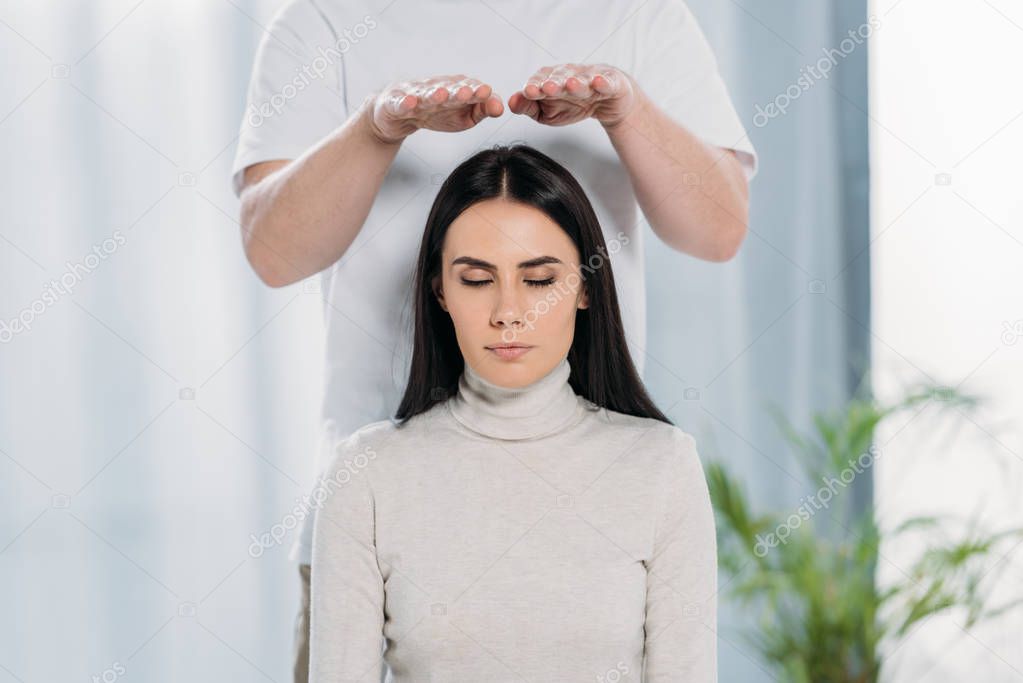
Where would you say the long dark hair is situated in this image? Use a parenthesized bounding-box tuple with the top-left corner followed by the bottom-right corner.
(394, 144, 670, 427)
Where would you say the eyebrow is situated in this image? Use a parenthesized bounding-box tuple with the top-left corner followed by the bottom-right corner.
(451, 255, 564, 269)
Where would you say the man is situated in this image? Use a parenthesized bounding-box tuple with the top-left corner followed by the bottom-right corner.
(230, 1, 758, 680)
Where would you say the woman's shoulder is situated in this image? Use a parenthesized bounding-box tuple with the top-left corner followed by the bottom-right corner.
(330, 403, 449, 458)
(333, 416, 405, 450)
(586, 405, 703, 473)
(589, 404, 695, 444)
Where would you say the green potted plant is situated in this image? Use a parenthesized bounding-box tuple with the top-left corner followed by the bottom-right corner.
(707, 384, 1023, 682)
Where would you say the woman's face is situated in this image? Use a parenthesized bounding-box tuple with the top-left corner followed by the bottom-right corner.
(433, 197, 589, 389)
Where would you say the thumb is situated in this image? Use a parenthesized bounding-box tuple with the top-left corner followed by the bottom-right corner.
(508, 91, 541, 121)
(470, 94, 504, 124)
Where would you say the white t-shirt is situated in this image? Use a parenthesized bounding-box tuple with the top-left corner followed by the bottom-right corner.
(231, 0, 757, 564)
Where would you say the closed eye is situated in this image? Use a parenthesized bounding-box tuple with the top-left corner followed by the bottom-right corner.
(460, 277, 556, 288)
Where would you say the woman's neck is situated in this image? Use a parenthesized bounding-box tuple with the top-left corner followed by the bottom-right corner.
(447, 357, 583, 440)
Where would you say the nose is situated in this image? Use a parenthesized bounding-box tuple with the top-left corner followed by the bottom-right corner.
(490, 286, 526, 331)
(491, 305, 525, 330)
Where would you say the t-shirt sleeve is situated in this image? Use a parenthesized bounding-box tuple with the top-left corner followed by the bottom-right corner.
(632, 0, 758, 181)
(642, 428, 718, 681)
(310, 431, 386, 682)
(229, 0, 349, 197)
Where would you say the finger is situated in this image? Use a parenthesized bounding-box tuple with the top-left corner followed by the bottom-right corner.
(523, 82, 545, 100)
(508, 91, 526, 114)
(592, 70, 621, 96)
(469, 100, 486, 125)
(541, 78, 563, 97)
(423, 84, 451, 107)
(485, 93, 504, 117)
(447, 75, 475, 97)
(396, 93, 419, 113)
(408, 79, 452, 109)
(509, 93, 541, 121)
(523, 66, 555, 99)
(451, 83, 474, 103)
(593, 73, 613, 96)
(564, 75, 592, 99)
(406, 80, 433, 103)
(545, 63, 576, 91)
(384, 89, 417, 116)
(529, 65, 555, 81)
(439, 82, 484, 109)
(470, 94, 503, 123)
(472, 82, 492, 102)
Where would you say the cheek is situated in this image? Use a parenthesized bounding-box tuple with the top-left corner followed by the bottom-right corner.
(529, 287, 580, 330)
(444, 289, 491, 327)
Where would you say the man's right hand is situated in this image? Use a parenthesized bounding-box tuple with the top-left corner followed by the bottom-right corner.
(239, 76, 503, 287)
(363, 75, 504, 144)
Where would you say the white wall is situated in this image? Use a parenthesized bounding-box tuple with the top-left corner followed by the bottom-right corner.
(871, 0, 1023, 679)
(0, 2, 324, 680)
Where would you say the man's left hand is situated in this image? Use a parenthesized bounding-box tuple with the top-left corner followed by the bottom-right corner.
(508, 63, 639, 128)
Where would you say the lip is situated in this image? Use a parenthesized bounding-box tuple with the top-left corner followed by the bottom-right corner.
(486, 344, 534, 360)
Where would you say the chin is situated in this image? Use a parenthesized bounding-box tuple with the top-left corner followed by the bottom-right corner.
(477, 352, 551, 386)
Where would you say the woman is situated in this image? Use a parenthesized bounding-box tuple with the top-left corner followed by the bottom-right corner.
(309, 145, 717, 682)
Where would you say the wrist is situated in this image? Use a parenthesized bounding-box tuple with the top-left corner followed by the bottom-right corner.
(599, 78, 644, 132)
(358, 96, 407, 147)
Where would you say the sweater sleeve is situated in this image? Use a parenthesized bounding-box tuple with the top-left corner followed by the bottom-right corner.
(642, 428, 718, 681)
(310, 432, 386, 683)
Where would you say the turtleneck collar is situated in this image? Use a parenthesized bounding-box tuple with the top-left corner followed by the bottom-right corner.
(447, 356, 583, 441)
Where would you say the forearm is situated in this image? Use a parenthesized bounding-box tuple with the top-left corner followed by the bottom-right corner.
(602, 90, 749, 262)
(240, 95, 402, 287)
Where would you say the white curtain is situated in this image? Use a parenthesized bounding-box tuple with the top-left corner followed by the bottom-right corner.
(1, 2, 322, 680)
(872, 0, 1023, 679)
(0, 1, 874, 682)
(645, 1, 871, 680)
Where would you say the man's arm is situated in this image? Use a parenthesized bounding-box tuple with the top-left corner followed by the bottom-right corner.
(602, 87, 750, 262)
(238, 96, 401, 288)
(508, 65, 751, 263)
(238, 78, 503, 288)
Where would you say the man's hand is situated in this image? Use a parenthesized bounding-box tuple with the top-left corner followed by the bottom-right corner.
(364, 74, 505, 144)
(507, 63, 639, 128)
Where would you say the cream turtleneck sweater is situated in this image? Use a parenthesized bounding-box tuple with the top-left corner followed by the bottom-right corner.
(310, 356, 717, 682)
